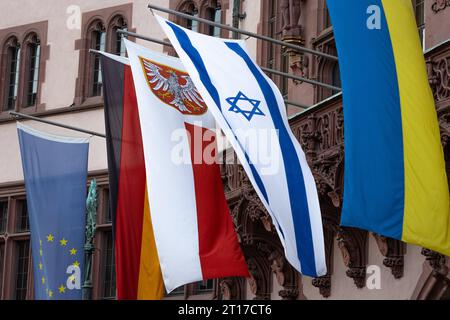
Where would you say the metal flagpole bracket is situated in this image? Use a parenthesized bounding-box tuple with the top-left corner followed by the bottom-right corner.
(10, 111, 106, 138)
(147, 3, 339, 62)
(113, 29, 340, 106)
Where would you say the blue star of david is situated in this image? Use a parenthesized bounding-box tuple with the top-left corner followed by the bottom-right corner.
(226, 91, 265, 121)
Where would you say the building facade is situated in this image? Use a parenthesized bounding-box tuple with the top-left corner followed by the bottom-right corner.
(0, 0, 449, 300)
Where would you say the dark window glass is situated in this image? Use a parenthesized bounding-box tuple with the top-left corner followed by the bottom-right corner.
(324, 4, 331, 29)
(187, 13, 199, 32)
(114, 27, 127, 57)
(91, 30, 106, 96)
(281, 52, 289, 97)
(0, 242, 4, 296)
(4, 45, 21, 111)
(207, 7, 222, 37)
(197, 279, 214, 293)
(103, 189, 111, 223)
(332, 63, 341, 94)
(25, 42, 41, 107)
(0, 201, 7, 234)
(413, 0, 425, 47)
(267, 0, 277, 70)
(184, 4, 199, 32)
(15, 200, 29, 233)
(14, 241, 30, 300)
(102, 231, 116, 299)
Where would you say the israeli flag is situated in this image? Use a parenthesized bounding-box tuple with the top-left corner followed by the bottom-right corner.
(157, 16, 326, 277)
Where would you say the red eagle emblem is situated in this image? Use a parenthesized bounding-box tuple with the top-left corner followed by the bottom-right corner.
(140, 57, 207, 115)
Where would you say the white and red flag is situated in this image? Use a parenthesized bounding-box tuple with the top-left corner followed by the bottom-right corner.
(125, 40, 249, 292)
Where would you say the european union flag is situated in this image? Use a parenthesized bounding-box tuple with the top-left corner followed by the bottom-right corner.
(17, 123, 89, 300)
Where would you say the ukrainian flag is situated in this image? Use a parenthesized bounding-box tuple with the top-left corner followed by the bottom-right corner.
(327, 0, 450, 255)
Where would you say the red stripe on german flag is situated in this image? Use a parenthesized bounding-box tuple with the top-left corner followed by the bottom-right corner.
(101, 55, 163, 300)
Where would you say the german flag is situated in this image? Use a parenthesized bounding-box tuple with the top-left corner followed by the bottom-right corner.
(99, 51, 164, 300)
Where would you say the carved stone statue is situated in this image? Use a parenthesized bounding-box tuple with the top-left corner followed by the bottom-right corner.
(281, 0, 302, 33)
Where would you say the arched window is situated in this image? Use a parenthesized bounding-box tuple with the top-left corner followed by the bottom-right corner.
(206, 3, 222, 37)
(89, 21, 106, 97)
(180, 1, 199, 32)
(109, 15, 128, 57)
(3, 37, 21, 111)
(23, 33, 41, 108)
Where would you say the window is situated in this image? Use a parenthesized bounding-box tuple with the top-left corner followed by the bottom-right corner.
(15, 199, 29, 233)
(182, 2, 199, 32)
(23, 33, 41, 107)
(207, 5, 222, 37)
(113, 26, 127, 57)
(281, 51, 289, 97)
(196, 279, 214, 293)
(0, 242, 4, 296)
(0, 21, 47, 114)
(0, 200, 7, 234)
(75, 6, 132, 105)
(413, 0, 425, 47)
(90, 22, 106, 97)
(3, 37, 21, 112)
(14, 240, 30, 300)
(103, 189, 111, 223)
(101, 231, 116, 299)
(324, 3, 332, 29)
(110, 16, 128, 57)
(267, 0, 277, 71)
(332, 63, 341, 95)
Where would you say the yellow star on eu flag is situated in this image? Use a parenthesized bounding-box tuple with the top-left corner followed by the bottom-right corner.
(69, 248, 77, 255)
(73, 261, 80, 267)
(58, 285, 66, 294)
(39, 249, 43, 257)
(38, 262, 43, 270)
(46, 234, 54, 242)
(60, 238, 68, 246)
(41, 277, 45, 284)
(48, 290, 53, 298)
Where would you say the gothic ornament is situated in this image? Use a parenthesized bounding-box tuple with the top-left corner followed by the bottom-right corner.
(432, 0, 450, 13)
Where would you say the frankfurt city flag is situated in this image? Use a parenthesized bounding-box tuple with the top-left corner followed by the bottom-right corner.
(17, 123, 89, 300)
(125, 40, 249, 293)
(327, 0, 450, 255)
(157, 16, 326, 277)
(99, 51, 164, 300)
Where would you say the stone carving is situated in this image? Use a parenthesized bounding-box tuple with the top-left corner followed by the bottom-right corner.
(281, 0, 302, 34)
(372, 234, 406, 279)
(218, 278, 246, 300)
(337, 228, 368, 289)
(432, 0, 450, 13)
(421, 248, 448, 275)
(428, 54, 450, 102)
(312, 276, 331, 298)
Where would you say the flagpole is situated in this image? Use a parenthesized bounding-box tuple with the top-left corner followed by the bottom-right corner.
(10, 111, 106, 138)
(147, 3, 339, 62)
(116, 29, 341, 93)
